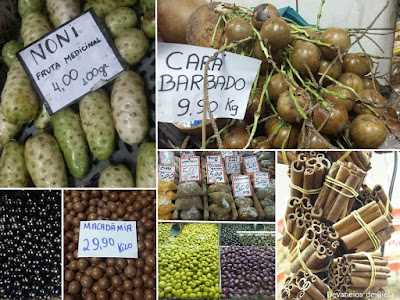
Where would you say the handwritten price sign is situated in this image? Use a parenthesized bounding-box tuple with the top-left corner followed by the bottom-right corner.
(232, 175, 252, 198)
(221, 151, 234, 158)
(206, 164, 226, 184)
(159, 151, 175, 164)
(243, 156, 261, 174)
(180, 157, 201, 182)
(180, 151, 195, 158)
(158, 165, 176, 182)
(225, 155, 241, 175)
(18, 10, 126, 114)
(253, 172, 270, 189)
(78, 221, 137, 258)
(206, 155, 222, 164)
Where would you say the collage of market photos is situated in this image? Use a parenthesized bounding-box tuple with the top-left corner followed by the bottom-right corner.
(0, 0, 400, 299)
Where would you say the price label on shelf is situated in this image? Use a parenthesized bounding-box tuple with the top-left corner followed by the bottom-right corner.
(17, 10, 126, 114)
(243, 156, 260, 174)
(159, 151, 175, 164)
(157, 43, 261, 122)
(253, 172, 270, 189)
(225, 155, 241, 175)
(78, 221, 137, 258)
(206, 164, 226, 184)
(158, 165, 176, 182)
(180, 151, 195, 158)
(180, 157, 201, 182)
(232, 175, 252, 198)
(221, 151, 234, 157)
(206, 155, 222, 164)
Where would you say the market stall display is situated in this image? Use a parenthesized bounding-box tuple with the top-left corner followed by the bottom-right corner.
(220, 224, 275, 246)
(63, 190, 156, 300)
(158, 0, 400, 149)
(158, 223, 276, 300)
(0, 190, 61, 299)
(0, 0, 156, 188)
(157, 151, 275, 221)
(158, 223, 221, 300)
(278, 151, 394, 299)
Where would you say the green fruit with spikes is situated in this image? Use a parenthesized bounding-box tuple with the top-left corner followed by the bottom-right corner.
(99, 164, 134, 187)
(0, 141, 30, 187)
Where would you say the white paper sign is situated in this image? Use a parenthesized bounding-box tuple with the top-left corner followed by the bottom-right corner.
(206, 155, 222, 164)
(180, 151, 195, 158)
(253, 172, 271, 189)
(17, 10, 126, 114)
(158, 165, 176, 182)
(232, 175, 252, 198)
(225, 155, 241, 175)
(206, 164, 226, 184)
(159, 151, 175, 164)
(180, 157, 201, 182)
(78, 221, 137, 258)
(222, 151, 234, 157)
(157, 43, 261, 122)
(243, 156, 261, 174)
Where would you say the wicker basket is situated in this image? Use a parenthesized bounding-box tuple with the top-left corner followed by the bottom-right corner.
(0, 1, 156, 187)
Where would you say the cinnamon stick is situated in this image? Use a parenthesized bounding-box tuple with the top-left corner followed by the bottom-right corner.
(290, 161, 304, 198)
(314, 163, 340, 209)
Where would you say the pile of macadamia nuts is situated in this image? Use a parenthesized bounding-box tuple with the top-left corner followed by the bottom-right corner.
(64, 190, 156, 300)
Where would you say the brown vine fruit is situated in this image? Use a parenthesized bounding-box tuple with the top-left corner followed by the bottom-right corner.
(251, 136, 272, 149)
(186, 2, 225, 49)
(386, 107, 398, 119)
(223, 127, 249, 149)
(245, 91, 267, 121)
(290, 41, 321, 76)
(276, 90, 309, 123)
(350, 114, 387, 148)
(265, 116, 300, 148)
(267, 73, 289, 102)
(353, 89, 387, 116)
(318, 58, 342, 84)
(298, 131, 331, 149)
(225, 17, 253, 42)
(323, 85, 354, 111)
(303, 28, 320, 41)
(252, 3, 280, 30)
(260, 17, 291, 50)
(313, 103, 349, 135)
(342, 53, 372, 76)
(338, 73, 364, 92)
(362, 77, 380, 91)
(320, 27, 351, 60)
(254, 41, 283, 73)
(158, 0, 206, 43)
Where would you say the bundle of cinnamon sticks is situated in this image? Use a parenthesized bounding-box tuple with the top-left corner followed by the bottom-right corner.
(289, 154, 331, 203)
(314, 161, 366, 223)
(327, 151, 373, 171)
(289, 223, 339, 274)
(282, 197, 322, 252)
(333, 201, 394, 252)
(357, 184, 394, 214)
(328, 252, 390, 295)
(282, 270, 337, 300)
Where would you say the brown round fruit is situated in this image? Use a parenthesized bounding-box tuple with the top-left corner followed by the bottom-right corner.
(223, 127, 249, 149)
(265, 117, 300, 148)
(260, 17, 291, 50)
(320, 27, 351, 60)
(318, 58, 342, 84)
(338, 73, 364, 92)
(290, 41, 321, 75)
(268, 73, 290, 102)
(298, 131, 331, 149)
(252, 3, 280, 30)
(158, 0, 206, 43)
(245, 91, 267, 121)
(353, 89, 387, 116)
(350, 114, 387, 148)
(225, 17, 253, 42)
(323, 85, 354, 111)
(362, 77, 380, 91)
(276, 90, 309, 123)
(342, 53, 372, 76)
(251, 136, 272, 149)
(313, 103, 349, 135)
